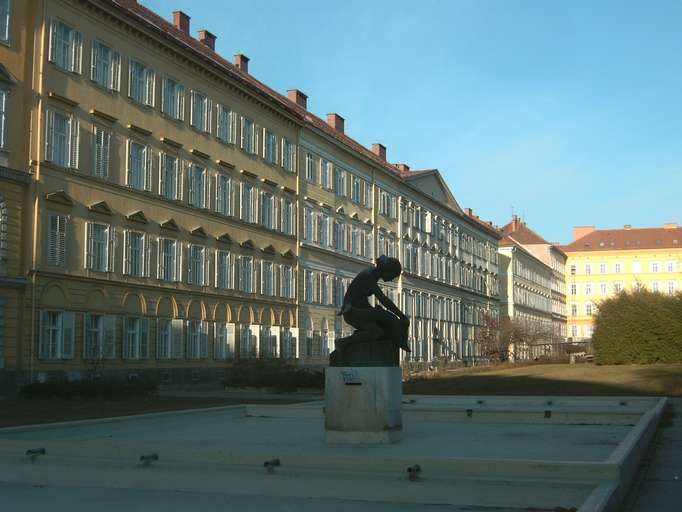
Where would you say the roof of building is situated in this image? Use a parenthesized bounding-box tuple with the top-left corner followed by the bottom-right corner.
(499, 235, 547, 267)
(110, 0, 403, 178)
(561, 225, 682, 252)
(107, 1, 500, 239)
(501, 216, 566, 258)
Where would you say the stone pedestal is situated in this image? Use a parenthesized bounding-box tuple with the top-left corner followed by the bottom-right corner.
(324, 366, 402, 444)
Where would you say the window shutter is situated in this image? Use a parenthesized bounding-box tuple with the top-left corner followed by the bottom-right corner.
(188, 165, 194, 206)
(156, 238, 164, 279)
(252, 187, 259, 224)
(144, 236, 152, 278)
(85, 222, 93, 269)
(204, 248, 211, 286)
(123, 318, 131, 359)
(69, 117, 79, 169)
(187, 244, 193, 284)
(261, 127, 266, 158)
(159, 153, 166, 196)
(178, 85, 185, 121)
(44, 110, 55, 162)
(103, 315, 116, 358)
(206, 99, 213, 133)
(201, 322, 208, 358)
(126, 139, 132, 186)
(39, 311, 48, 359)
(102, 129, 111, 178)
(73, 31, 83, 74)
(48, 18, 56, 62)
(111, 50, 121, 90)
(90, 42, 97, 81)
(82, 313, 92, 359)
(204, 170, 210, 210)
(146, 68, 155, 106)
(240, 116, 245, 149)
(108, 226, 115, 272)
(139, 318, 149, 359)
(161, 78, 166, 114)
(175, 241, 182, 282)
(123, 230, 130, 275)
(144, 146, 153, 191)
(62, 312, 75, 359)
(189, 90, 195, 127)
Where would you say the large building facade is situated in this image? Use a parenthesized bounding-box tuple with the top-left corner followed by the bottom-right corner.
(498, 217, 567, 359)
(0, 0, 499, 388)
(562, 223, 682, 340)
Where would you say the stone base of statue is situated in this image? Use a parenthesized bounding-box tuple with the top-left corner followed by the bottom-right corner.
(324, 366, 402, 444)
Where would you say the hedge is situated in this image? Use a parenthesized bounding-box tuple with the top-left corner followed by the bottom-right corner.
(592, 289, 682, 364)
(223, 361, 324, 391)
(19, 379, 158, 400)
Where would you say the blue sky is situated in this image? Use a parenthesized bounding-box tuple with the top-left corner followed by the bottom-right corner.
(142, 0, 682, 244)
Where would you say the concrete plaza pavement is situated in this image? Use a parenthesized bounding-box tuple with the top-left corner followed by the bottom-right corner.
(626, 397, 682, 511)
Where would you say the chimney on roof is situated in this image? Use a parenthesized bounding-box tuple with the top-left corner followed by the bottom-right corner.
(465, 208, 473, 216)
(396, 163, 410, 173)
(512, 214, 521, 230)
(624, 224, 632, 230)
(371, 143, 386, 161)
(234, 54, 249, 73)
(573, 226, 596, 241)
(198, 30, 216, 51)
(664, 222, 679, 229)
(173, 11, 190, 35)
(327, 113, 344, 134)
(287, 89, 308, 109)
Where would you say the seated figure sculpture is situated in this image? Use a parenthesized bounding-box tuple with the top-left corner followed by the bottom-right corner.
(329, 256, 410, 367)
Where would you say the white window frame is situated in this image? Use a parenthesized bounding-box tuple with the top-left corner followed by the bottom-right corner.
(261, 261, 274, 296)
(188, 244, 207, 286)
(216, 104, 235, 144)
(85, 221, 112, 272)
(128, 59, 155, 106)
(124, 316, 149, 360)
(264, 129, 278, 164)
(157, 237, 180, 282)
(124, 230, 148, 277)
(126, 139, 152, 191)
(159, 153, 179, 200)
(187, 320, 208, 359)
(190, 90, 212, 133)
(90, 40, 121, 91)
(188, 164, 207, 209)
(282, 138, 295, 172)
(241, 117, 256, 154)
(83, 313, 116, 360)
(0, 88, 6, 149)
(215, 174, 233, 216)
(216, 249, 232, 289)
(39, 310, 74, 360)
(0, 0, 9, 44)
(48, 19, 82, 74)
(240, 255, 254, 293)
(45, 109, 79, 169)
(161, 77, 185, 120)
(281, 198, 294, 236)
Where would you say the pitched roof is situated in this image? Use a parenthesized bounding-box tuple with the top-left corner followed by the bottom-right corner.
(501, 219, 549, 245)
(561, 225, 682, 252)
(109, 0, 404, 180)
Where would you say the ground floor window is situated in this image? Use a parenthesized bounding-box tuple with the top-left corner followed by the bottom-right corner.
(214, 322, 235, 359)
(239, 324, 258, 359)
(83, 313, 116, 360)
(187, 320, 209, 359)
(39, 310, 75, 360)
(124, 317, 149, 359)
(280, 327, 297, 358)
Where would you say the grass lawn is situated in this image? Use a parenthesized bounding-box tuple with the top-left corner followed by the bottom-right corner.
(403, 363, 682, 397)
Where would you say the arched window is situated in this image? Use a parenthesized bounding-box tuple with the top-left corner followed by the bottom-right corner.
(0, 195, 7, 276)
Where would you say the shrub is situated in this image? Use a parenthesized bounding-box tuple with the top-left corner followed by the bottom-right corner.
(19, 379, 158, 400)
(592, 290, 682, 364)
(223, 361, 324, 391)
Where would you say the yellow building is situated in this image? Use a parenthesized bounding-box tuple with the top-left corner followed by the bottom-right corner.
(0, 0, 500, 389)
(562, 223, 682, 340)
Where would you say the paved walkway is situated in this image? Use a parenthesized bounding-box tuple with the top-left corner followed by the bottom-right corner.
(627, 397, 682, 511)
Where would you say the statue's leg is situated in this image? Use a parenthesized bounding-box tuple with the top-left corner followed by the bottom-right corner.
(371, 307, 411, 352)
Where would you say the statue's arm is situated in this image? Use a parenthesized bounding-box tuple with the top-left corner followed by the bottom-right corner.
(374, 285, 408, 322)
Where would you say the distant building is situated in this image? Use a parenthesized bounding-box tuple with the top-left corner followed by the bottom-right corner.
(498, 217, 567, 360)
(561, 223, 682, 340)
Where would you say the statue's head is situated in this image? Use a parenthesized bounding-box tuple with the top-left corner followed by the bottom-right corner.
(375, 255, 402, 282)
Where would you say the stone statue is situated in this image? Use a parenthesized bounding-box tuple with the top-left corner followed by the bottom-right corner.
(329, 256, 410, 367)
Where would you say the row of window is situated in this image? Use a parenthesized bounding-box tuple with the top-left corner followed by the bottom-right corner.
(569, 280, 678, 296)
(39, 311, 302, 361)
(303, 151, 373, 207)
(512, 257, 552, 290)
(47, 215, 295, 297)
(48, 19, 297, 172)
(569, 261, 680, 275)
(302, 206, 374, 261)
(569, 325, 593, 339)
